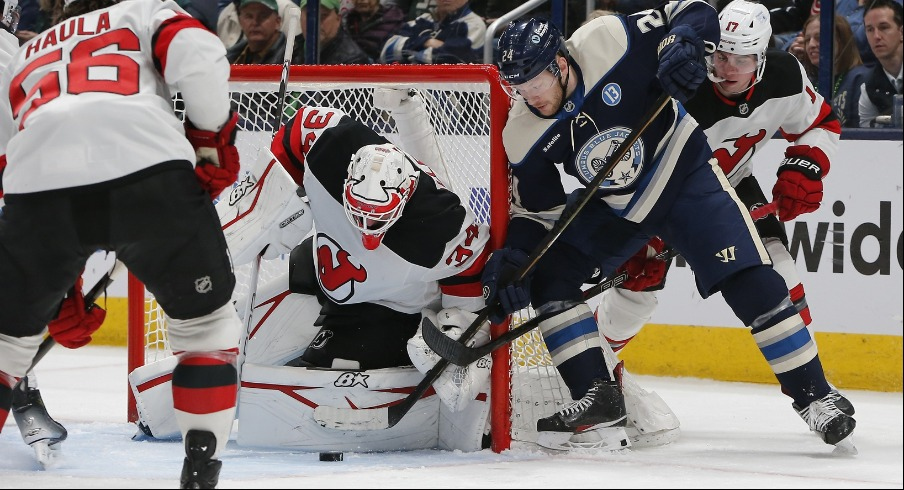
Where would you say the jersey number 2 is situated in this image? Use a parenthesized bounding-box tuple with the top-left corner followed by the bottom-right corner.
(9, 28, 141, 127)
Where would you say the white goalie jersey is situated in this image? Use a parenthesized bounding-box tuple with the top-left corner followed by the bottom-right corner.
(270, 105, 490, 314)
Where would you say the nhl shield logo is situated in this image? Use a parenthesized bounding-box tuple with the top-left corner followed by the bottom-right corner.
(738, 103, 749, 115)
(575, 127, 645, 189)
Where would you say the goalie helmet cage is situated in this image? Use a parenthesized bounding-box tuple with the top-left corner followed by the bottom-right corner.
(126, 64, 573, 453)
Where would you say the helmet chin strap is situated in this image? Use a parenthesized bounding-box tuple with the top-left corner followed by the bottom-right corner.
(553, 62, 571, 113)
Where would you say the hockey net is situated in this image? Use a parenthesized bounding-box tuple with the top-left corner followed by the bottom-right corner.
(127, 64, 571, 452)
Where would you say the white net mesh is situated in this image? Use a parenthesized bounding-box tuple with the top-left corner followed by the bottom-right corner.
(139, 70, 570, 447)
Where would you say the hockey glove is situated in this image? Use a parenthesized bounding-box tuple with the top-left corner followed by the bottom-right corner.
(616, 237, 669, 291)
(48, 275, 106, 349)
(771, 145, 830, 221)
(481, 248, 532, 324)
(186, 111, 241, 200)
(656, 25, 707, 104)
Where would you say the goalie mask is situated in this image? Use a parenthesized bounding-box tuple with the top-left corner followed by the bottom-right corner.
(1, 0, 19, 33)
(343, 143, 419, 250)
(707, 0, 771, 90)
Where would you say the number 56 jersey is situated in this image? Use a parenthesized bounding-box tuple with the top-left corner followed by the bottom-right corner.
(0, 0, 231, 195)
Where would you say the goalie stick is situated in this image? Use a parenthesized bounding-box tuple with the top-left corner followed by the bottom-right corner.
(424, 200, 781, 365)
(312, 94, 673, 431)
(238, 5, 300, 350)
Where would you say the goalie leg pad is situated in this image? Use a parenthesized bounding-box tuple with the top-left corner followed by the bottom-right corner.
(129, 356, 181, 440)
(217, 154, 312, 266)
(172, 351, 238, 458)
(601, 337, 680, 448)
(242, 271, 323, 366)
(408, 308, 492, 412)
(237, 363, 439, 451)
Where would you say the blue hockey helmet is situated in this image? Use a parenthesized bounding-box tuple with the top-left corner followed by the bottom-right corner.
(495, 18, 569, 86)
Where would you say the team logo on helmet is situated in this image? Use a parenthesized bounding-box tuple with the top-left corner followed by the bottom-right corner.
(575, 127, 645, 190)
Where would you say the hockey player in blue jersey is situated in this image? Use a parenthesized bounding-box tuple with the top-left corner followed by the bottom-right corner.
(485, 0, 856, 452)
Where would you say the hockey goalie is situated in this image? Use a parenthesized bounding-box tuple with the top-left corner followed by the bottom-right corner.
(129, 89, 679, 452)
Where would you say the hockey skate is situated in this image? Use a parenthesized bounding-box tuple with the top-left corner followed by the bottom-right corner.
(536, 377, 630, 452)
(793, 389, 857, 455)
(12, 374, 68, 468)
(180, 430, 222, 489)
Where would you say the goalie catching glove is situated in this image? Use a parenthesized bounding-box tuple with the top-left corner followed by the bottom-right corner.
(185, 111, 241, 199)
(48, 274, 106, 349)
(616, 237, 670, 292)
(771, 145, 829, 222)
(407, 308, 492, 412)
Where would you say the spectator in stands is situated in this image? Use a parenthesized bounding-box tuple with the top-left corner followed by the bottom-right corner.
(858, 0, 903, 126)
(345, 0, 406, 61)
(297, 0, 372, 64)
(218, 0, 299, 49)
(771, 0, 882, 67)
(177, 0, 219, 32)
(790, 13, 870, 126)
(226, 0, 303, 64)
(381, 0, 486, 64)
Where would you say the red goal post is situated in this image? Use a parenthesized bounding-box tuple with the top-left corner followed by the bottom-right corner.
(127, 64, 570, 453)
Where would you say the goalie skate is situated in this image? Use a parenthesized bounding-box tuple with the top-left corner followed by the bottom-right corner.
(12, 375, 68, 468)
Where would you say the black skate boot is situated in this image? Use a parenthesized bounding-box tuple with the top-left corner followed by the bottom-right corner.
(12, 374, 68, 467)
(536, 377, 629, 451)
(793, 389, 857, 450)
(180, 430, 222, 489)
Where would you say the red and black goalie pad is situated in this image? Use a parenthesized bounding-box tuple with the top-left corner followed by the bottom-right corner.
(772, 145, 830, 222)
(172, 351, 238, 416)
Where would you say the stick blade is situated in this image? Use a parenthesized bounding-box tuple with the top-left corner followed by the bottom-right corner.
(421, 317, 469, 363)
(312, 405, 390, 431)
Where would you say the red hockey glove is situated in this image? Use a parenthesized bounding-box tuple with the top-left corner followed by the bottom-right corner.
(186, 111, 241, 200)
(771, 145, 830, 222)
(48, 275, 106, 349)
(616, 237, 669, 292)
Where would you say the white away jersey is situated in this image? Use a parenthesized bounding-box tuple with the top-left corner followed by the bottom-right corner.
(271, 106, 489, 314)
(684, 51, 841, 186)
(0, 0, 231, 195)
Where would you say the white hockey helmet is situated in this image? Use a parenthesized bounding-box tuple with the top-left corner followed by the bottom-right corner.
(708, 0, 772, 87)
(343, 143, 419, 250)
(1, 0, 20, 33)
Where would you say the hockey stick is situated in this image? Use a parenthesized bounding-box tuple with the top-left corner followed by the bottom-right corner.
(19, 259, 121, 383)
(426, 200, 780, 365)
(312, 94, 673, 431)
(423, 249, 677, 366)
(749, 200, 777, 221)
(238, 6, 301, 344)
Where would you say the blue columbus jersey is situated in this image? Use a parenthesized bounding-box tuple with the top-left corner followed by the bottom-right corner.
(502, 0, 720, 253)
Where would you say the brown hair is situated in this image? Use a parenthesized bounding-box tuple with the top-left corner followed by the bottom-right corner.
(58, 0, 119, 23)
(800, 14, 863, 78)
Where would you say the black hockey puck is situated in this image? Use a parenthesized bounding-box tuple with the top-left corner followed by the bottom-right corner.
(319, 451, 343, 462)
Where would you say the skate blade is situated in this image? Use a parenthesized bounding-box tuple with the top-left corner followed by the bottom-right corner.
(537, 427, 631, 452)
(32, 440, 63, 469)
(832, 436, 858, 456)
(626, 426, 681, 448)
